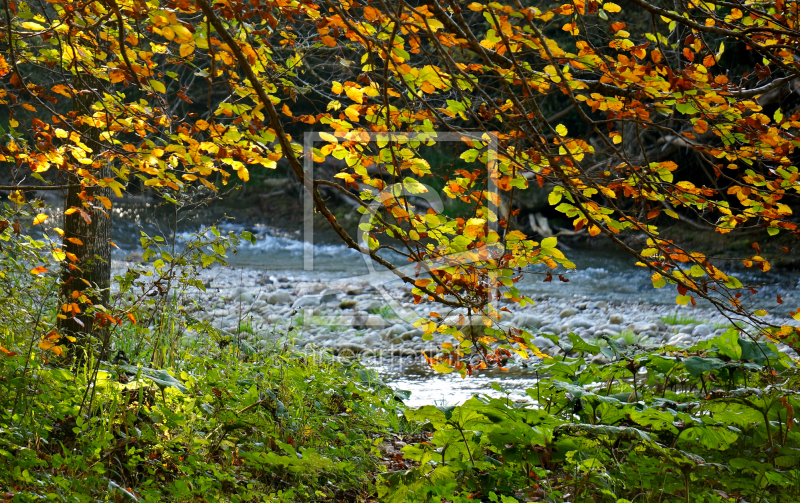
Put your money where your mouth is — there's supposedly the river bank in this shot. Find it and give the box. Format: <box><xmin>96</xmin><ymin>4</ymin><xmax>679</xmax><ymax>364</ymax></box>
<box><xmin>113</xmin><ymin>258</ymin><xmax>800</xmax><ymax>406</ymax></box>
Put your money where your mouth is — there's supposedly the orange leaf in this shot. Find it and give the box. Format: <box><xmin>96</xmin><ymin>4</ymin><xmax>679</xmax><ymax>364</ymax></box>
<box><xmin>30</xmin><ymin>266</ymin><xmax>48</xmax><ymax>275</ymax></box>
<box><xmin>67</xmin><ymin>237</ymin><xmax>84</xmax><ymax>245</ymax></box>
<box><xmin>320</xmin><ymin>35</ymin><xmax>337</xmax><ymax>47</ymax></box>
<box><xmin>414</xmin><ymin>278</ymin><xmax>432</xmax><ymax>287</ymax></box>
<box><xmin>0</xmin><ymin>347</ymin><xmax>17</xmax><ymax>356</ymax></box>
<box><xmin>127</xmin><ymin>313</ymin><xmax>137</xmax><ymax>324</ymax></box>
<box><xmin>97</xmin><ymin>196</ymin><xmax>112</xmax><ymax>209</ymax></box>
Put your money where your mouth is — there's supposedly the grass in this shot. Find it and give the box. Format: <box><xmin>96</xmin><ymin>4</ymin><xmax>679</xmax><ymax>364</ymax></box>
<box><xmin>368</xmin><ymin>305</ymin><xmax>397</xmax><ymax>320</ymax></box>
<box><xmin>660</xmin><ymin>313</ymin><xmax>704</xmax><ymax>326</ymax></box>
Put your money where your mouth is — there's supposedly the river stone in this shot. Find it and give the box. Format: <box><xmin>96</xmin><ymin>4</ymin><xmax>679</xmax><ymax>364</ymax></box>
<box><xmin>236</xmin><ymin>292</ymin><xmax>254</xmax><ymax>303</ymax></box>
<box><xmin>560</xmin><ymin>307</ymin><xmax>578</xmax><ymax>318</ymax></box>
<box><xmin>632</xmin><ymin>322</ymin><xmax>657</xmax><ymax>334</ymax></box>
<box><xmin>334</xmin><ymin>343</ymin><xmax>367</xmax><ymax>357</ymax></box>
<box><xmin>667</xmin><ymin>333</ymin><xmax>691</xmax><ymax>346</ymax></box>
<box><xmin>609</xmin><ymin>313</ymin><xmax>624</xmax><ymax>324</ymax></box>
<box><xmin>292</xmin><ymin>295</ymin><xmax>320</xmax><ymax>309</ymax></box>
<box><xmin>400</xmin><ymin>329</ymin><xmax>423</xmax><ymax>341</ymax></box>
<box><xmin>591</xmin><ymin>354</ymin><xmax>610</xmax><ymax>365</ymax></box>
<box><xmin>266</xmin><ymin>291</ymin><xmax>291</xmax><ymax>305</ymax></box>
<box><xmin>351</xmin><ymin>312</ymin><xmax>368</xmax><ymax>329</ymax></box>
<box><xmin>513</xmin><ymin>314</ymin><xmax>543</xmax><ymax>329</ymax></box>
<box><xmin>319</xmin><ymin>289</ymin><xmax>339</xmax><ymax>303</ymax></box>
<box><xmin>360</xmin><ymin>332</ymin><xmax>382</xmax><ymax>348</ymax></box>
<box><xmin>564</xmin><ymin>317</ymin><xmax>593</xmax><ymax>330</ymax></box>
<box><xmin>361</xmin><ymin>300</ymin><xmax>383</xmax><ymax>312</ymax></box>
<box><xmin>615</xmin><ymin>337</ymin><xmax>629</xmax><ymax>348</ymax></box>
<box><xmin>539</xmin><ymin>324</ymin><xmax>560</xmax><ymax>334</ymax></box>
<box><xmin>345</xmin><ymin>286</ymin><xmax>363</xmax><ymax>295</ymax></box>
<box><xmin>382</xmin><ymin>325</ymin><xmax>406</xmax><ymax>339</ymax></box>
<box><xmin>692</xmin><ymin>324</ymin><xmax>713</xmax><ymax>337</ymax></box>
<box><xmin>366</xmin><ymin>315</ymin><xmax>387</xmax><ymax>330</ymax></box>
<box><xmin>339</xmin><ymin>299</ymin><xmax>357</xmax><ymax>309</ymax></box>
<box><xmin>533</xmin><ymin>336</ymin><xmax>555</xmax><ymax>349</ymax></box>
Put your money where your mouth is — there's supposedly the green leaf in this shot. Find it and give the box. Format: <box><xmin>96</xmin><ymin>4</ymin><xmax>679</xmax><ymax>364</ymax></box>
<box><xmin>540</xmin><ymin>236</ymin><xmax>557</xmax><ymax>249</ymax></box>
<box><xmin>676</xmin><ymin>102</ymin><xmax>698</xmax><ymax>115</ymax></box>
<box><xmin>460</xmin><ymin>149</ymin><xmax>480</xmax><ymax>162</ymax></box>
<box><xmin>683</xmin><ymin>356</ymin><xmax>725</xmax><ymax>377</ymax></box>
<box><xmin>150</xmin><ymin>80</ymin><xmax>167</xmax><ymax>93</ymax></box>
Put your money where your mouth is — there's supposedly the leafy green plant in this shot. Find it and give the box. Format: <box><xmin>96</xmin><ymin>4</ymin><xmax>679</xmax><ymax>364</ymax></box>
<box><xmin>380</xmin><ymin>330</ymin><xmax>800</xmax><ymax>503</ymax></box>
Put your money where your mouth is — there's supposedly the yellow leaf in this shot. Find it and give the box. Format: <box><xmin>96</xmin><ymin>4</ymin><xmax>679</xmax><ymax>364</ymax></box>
<box><xmin>282</xmin><ymin>103</ymin><xmax>293</xmax><ymax>117</ymax></box>
<box><xmin>468</xmin><ymin>2</ymin><xmax>485</xmax><ymax>11</ymax></box>
<box><xmin>603</xmin><ymin>2</ymin><xmax>622</xmax><ymax>12</ymax></box>
<box><xmin>21</xmin><ymin>21</ymin><xmax>46</xmax><ymax>31</ymax></box>
<box><xmin>676</xmin><ymin>295</ymin><xmax>691</xmax><ymax>305</ymax></box>
<box><xmin>345</xmin><ymin>86</ymin><xmax>364</xmax><ymax>104</ymax></box>
<box><xmin>331</xmin><ymin>81</ymin><xmax>343</xmax><ymax>94</ymax></box>
<box><xmin>179</xmin><ymin>43</ymin><xmax>194</xmax><ymax>58</ymax></box>
<box><xmin>664</xmin><ymin>209</ymin><xmax>679</xmax><ymax>219</ymax></box>
<box><xmin>237</xmin><ymin>167</ymin><xmax>250</xmax><ymax>182</ymax></box>
<box><xmin>555</xmin><ymin>124</ymin><xmax>568</xmax><ymax>136</ymax></box>
<box><xmin>327</xmin><ymin>100</ymin><xmax>342</xmax><ymax>111</ymax></box>
<box><xmin>32</xmin><ymin>213</ymin><xmax>48</xmax><ymax>225</ymax></box>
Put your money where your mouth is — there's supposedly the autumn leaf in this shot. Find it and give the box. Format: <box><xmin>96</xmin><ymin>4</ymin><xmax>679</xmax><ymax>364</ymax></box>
<box><xmin>32</xmin><ymin>213</ymin><xmax>48</xmax><ymax>225</ymax></box>
<box><xmin>30</xmin><ymin>266</ymin><xmax>48</xmax><ymax>275</ymax></box>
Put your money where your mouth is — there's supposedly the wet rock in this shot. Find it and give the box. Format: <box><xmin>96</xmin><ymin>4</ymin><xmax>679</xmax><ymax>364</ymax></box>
<box><xmin>632</xmin><ymin>322</ymin><xmax>657</xmax><ymax>334</ymax></box>
<box><xmin>564</xmin><ymin>317</ymin><xmax>593</xmax><ymax>330</ymax></box>
<box><xmin>692</xmin><ymin>324</ymin><xmax>713</xmax><ymax>337</ymax></box>
<box><xmin>615</xmin><ymin>337</ymin><xmax>629</xmax><ymax>348</ymax></box>
<box><xmin>266</xmin><ymin>291</ymin><xmax>292</xmax><ymax>305</ymax></box>
<box><xmin>319</xmin><ymin>289</ymin><xmax>339</xmax><ymax>304</ymax></box>
<box><xmin>345</xmin><ymin>286</ymin><xmax>363</xmax><ymax>295</ymax></box>
<box><xmin>533</xmin><ymin>336</ymin><xmax>555</xmax><ymax>349</ymax></box>
<box><xmin>334</xmin><ymin>343</ymin><xmax>367</xmax><ymax>356</ymax></box>
<box><xmin>539</xmin><ymin>324</ymin><xmax>560</xmax><ymax>335</ymax></box>
<box><xmin>366</xmin><ymin>315</ymin><xmax>387</xmax><ymax>330</ymax></box>
<box><xmin>512</xmin><ymin>314</ymin><xmax>543</xmax><ymax>329</ymax></box>
<box><xmin>361</xmin><ymin>299</ymin><xmax>383</xmax><ymax>312</ymax></box>
<box><xmin>292</xmin><ymin>295</ymin><xmax>320</xmax><ymax>309</ymax></box>
<box><xmin>400</xmin><ymin>329</ymin><xmax>423</xmax><ymax>341</ymax></box>
<box><xmin>609</xmin><ymin>313</ymin><xmax>624</xmax><ymax>324</ymax></box>
<box><xmin>360</xmin><ymin>332</ymin><xmax>382</xmax><ymax>348</ymax></box>
<box><xmin>339</xmin><ymin>299</ymin><xmax>357</xmax><ymax>309</ymax></box>
<box><xmin>591</xmin><ymin>354</ymin><xmax>610</xmax><ymax>365</ymax></box>
<box><xmin>560</xmin><ymin>307</ymin><xmax>578</xmax><ymax>318</ymax></box>
<box><xmin>351</xmin><ymin>312</ymin><xmax>369</xmax><ymax>329</ymax></box>
<box><xmin>667</xmin><ymin>333</ymin><xmax>691</xmax><ymax>346</ymax></box>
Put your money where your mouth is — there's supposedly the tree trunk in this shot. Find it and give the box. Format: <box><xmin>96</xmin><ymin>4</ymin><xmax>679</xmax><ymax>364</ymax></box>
<box><xmin>57</xmin><ymin>74</ymin><xmax>113</xmax><ymax>357</ymax></box>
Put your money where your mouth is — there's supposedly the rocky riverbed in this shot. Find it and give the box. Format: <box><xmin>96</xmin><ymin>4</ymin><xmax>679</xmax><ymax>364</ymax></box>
<box><xmin>114</xmin><ymin>262</ymin><xmax>800</xmax><ymax>364</ymax></box>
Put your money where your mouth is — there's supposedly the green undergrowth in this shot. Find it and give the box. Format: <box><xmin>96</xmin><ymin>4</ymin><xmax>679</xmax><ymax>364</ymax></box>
<box><xmin>0</xmin><ymin>342</ymin><xmax>406</xmax><ymax>502</ymax></box>
<box><xmin>380</xmin><ymin>332</ymin><xmax>800</xmax><ymax>503</ymax></box>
